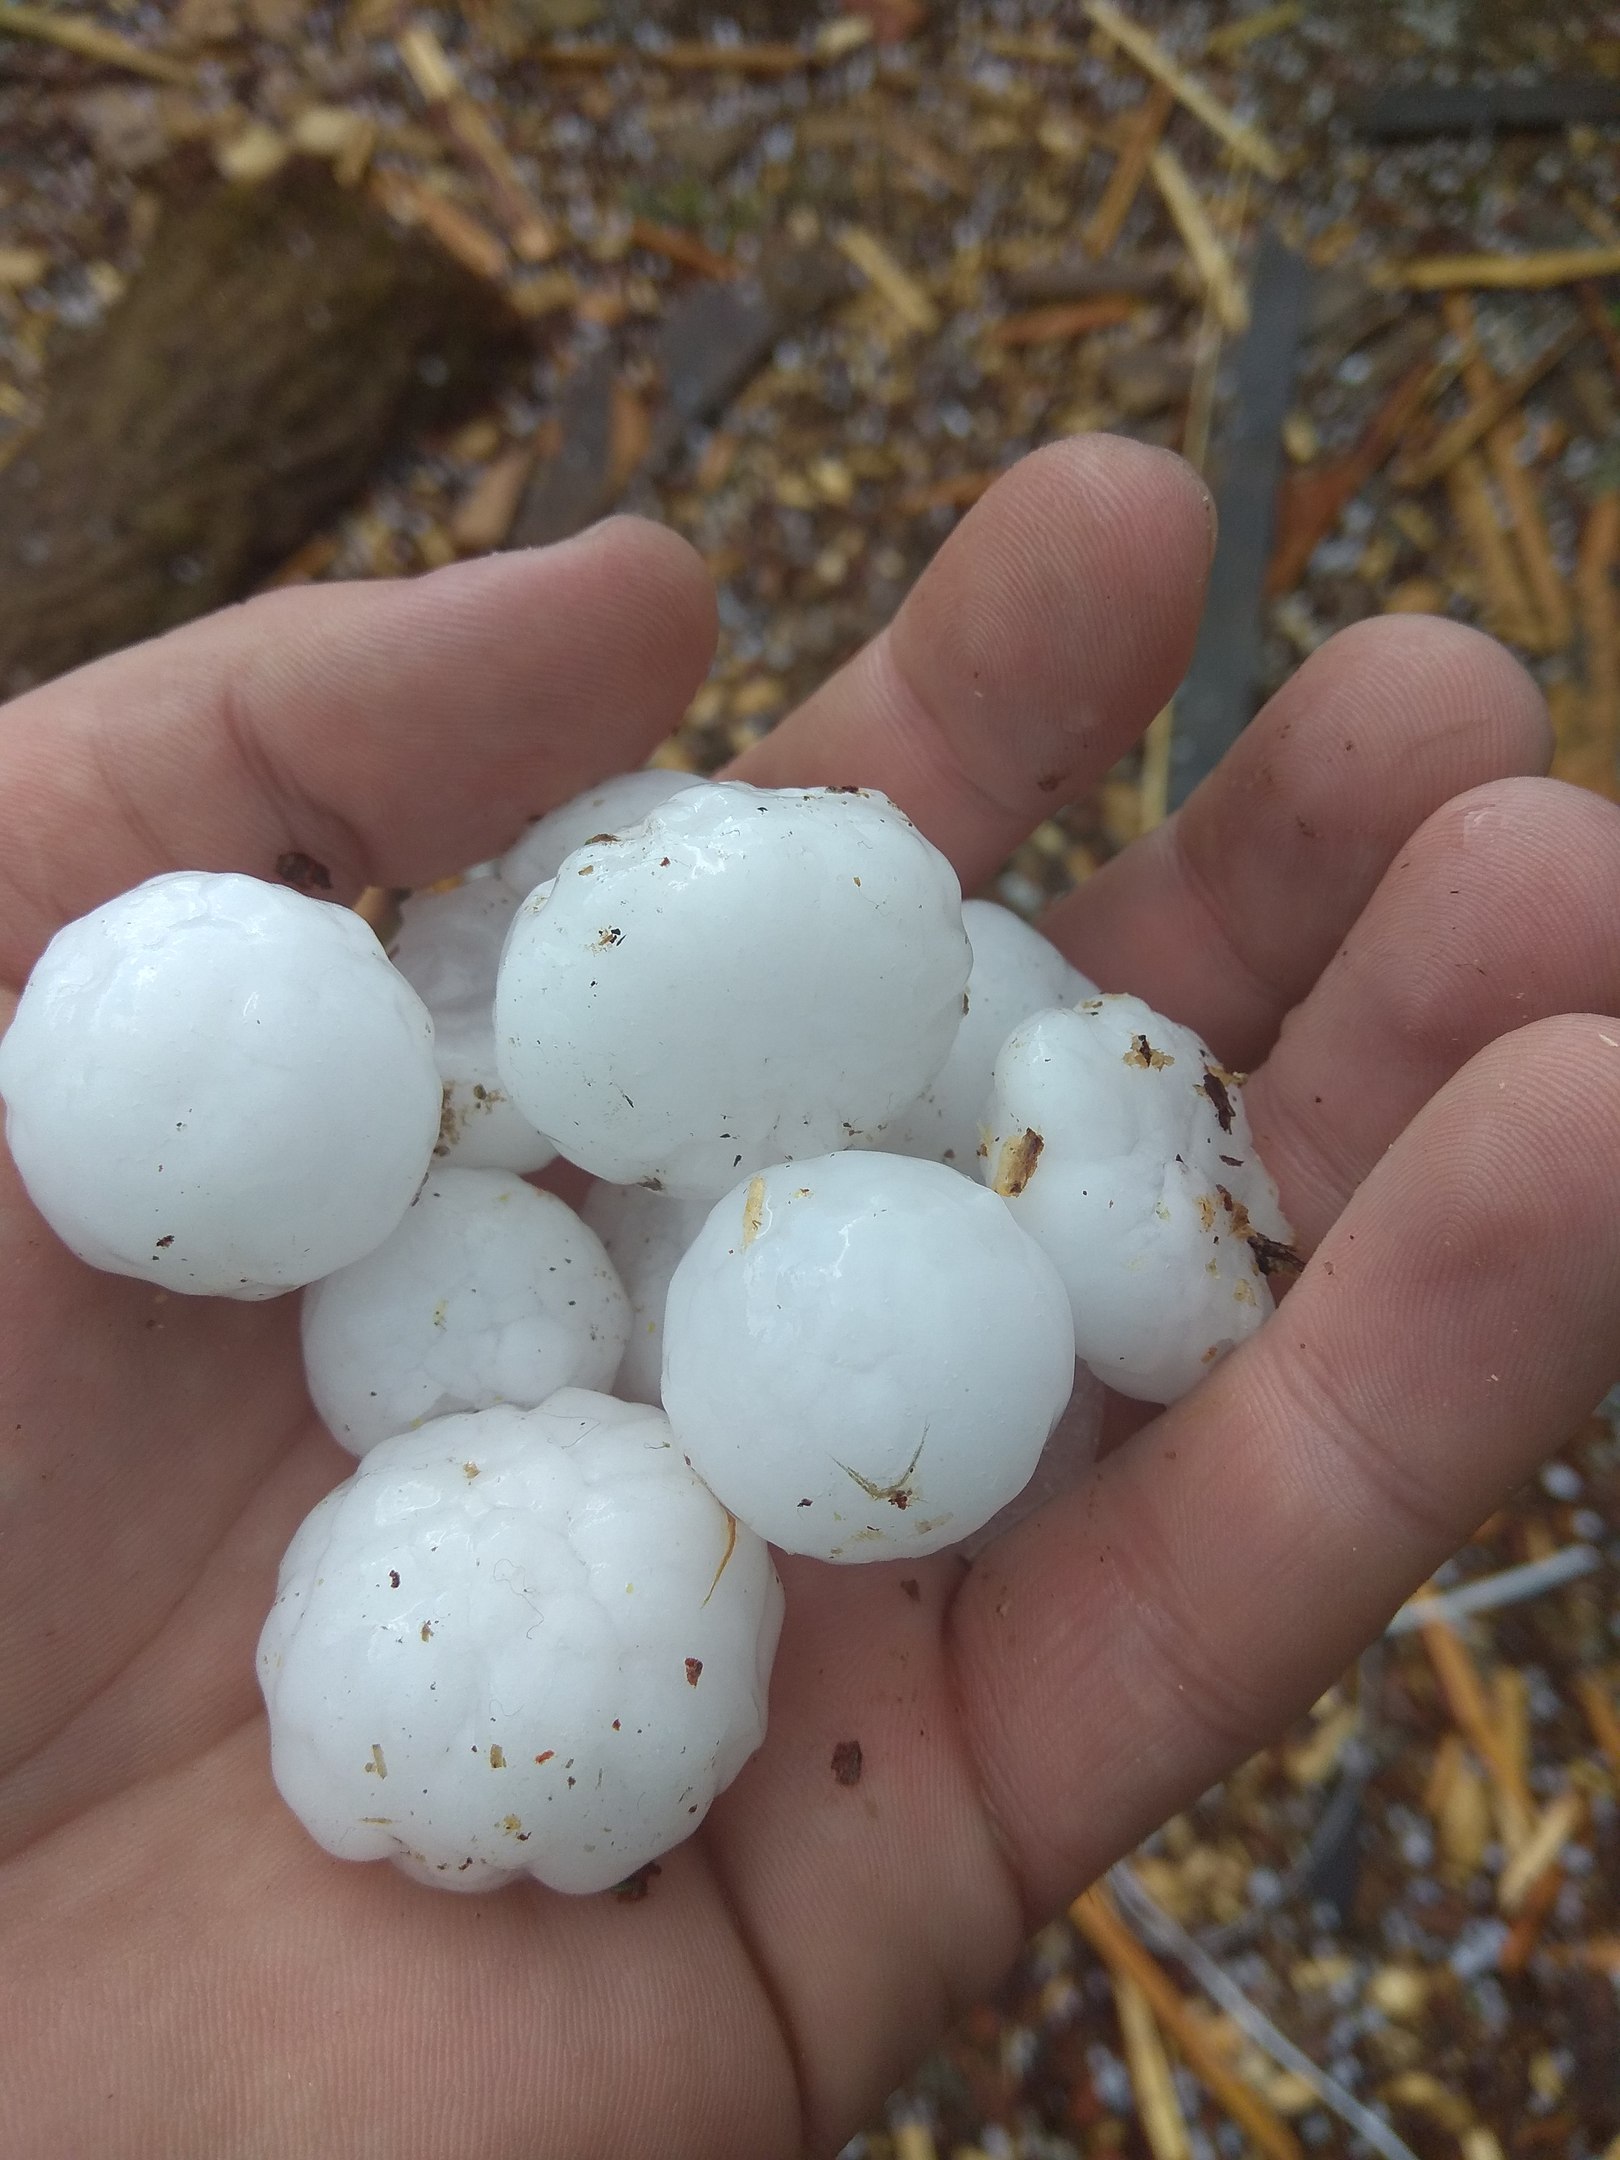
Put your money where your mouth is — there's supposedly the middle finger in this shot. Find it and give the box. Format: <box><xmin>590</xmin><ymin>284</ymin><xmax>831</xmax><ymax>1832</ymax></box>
<box><xmin>1247</xmin><ymin>774</ymin><xmax>1620</xmax><ymax>1249</ymax></box>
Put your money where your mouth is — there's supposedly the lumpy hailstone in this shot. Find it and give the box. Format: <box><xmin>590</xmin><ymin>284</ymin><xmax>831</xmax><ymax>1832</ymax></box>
<box><xmin>302</xmin><ymin>1169</ymin><xmax>631</xmax><ymax>1454</ymax></box>
<box><xmin>494</xmin><ymin>782</ymin><xmax>972</xmax><ymax>1197</ymax></box>
<box><xmin>982</xmin><ymin>993</ymin><xmax>1293</xmax><ymax>1404</ymax></box>
<box><xmin>389</xmin><ymin>881</ymin><xmax>556</xmax><ymax>1174</ymax></box>
<box><xmin>661</xmin><ymin>1152</ymin><xmax>1076</xmax><ymax>1560</ymax></box>
<box><xmin>0</xmin><ymin>871</ymin><xmax>440</xmax><ymax>1297</ymax></box>
<box><xmin>582</xmin><ymin>1180</ymin><xmax>713</xmax><ymax>1407</ymax></box>
<box><xmin>865</xmin><ymin>899</ymin><xmax>1097</xmax><ymax>1170</ymax></box>
<box><xmin>258</xmin><ymin>1393</ymin><xmax>782</xmax><ymax>1896</ymax></box>
<box><xmin>499</xmin><ymin>769</ymin><xmax>698</xmax><ymax>898</ymax></box>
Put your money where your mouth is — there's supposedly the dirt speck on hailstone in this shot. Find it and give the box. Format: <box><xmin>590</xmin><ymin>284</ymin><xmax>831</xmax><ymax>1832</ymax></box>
<box><xmin>992</xmin><ymin>1127</ymin><xmax>1044</xmax><ymax>1198</ymax></box>
<box><xmin>1124</xmin><ymin>1034</ymin><xmax>1173</xmax><ymax>1071</ymax></box>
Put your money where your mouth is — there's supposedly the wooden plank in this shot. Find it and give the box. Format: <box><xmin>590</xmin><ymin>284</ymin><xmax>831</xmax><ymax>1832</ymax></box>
<box><xmin>0</xmin><ymin>1</ymin><xmax>195</xmax><ymax>85</ymax></box>
<box><xmin>988</xmin><ymin>295</ymin><xmax>1141</xmax><ymax>346</ymax></box>
<box><xmin>1379</xmin><ymin>244</ymin><xmax>1620</xmax><ymax>292</ymax></box>
<box><xmin>1356</xmin><ymin>80</ymin><xmax>1620</xmax><ymax>139</ymax></box>
<box><xmin>511</xmin><ymin>245</ymin><xmax>851</xmax><ymax>550</ymax></box>
<box><xmin>1166</xmin><ymin>229</ymin><xmax>1310</xmax><ymax>808</ymax></box>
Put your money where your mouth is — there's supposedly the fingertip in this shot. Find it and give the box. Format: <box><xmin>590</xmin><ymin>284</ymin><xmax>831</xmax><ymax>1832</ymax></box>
<box><xmin>1303</xmin><ymin>614</ymin><xmax>1553</xmax><ymax>777</ymax></box>
<box><xmin>493</xmin><ymin>515</ymin><xmax>719</xmax><ymax>723</ymax></box>
<box><xmin>552</xmin><ymin>513</ymin><xmax>718</xmax><ymax>630</ymax></box>
<box><xmin>730</xmin><ymin>435</ymin><xmax>1217</xmax><ymax>887</ymax></box>
<box><xmin>891</xmin><ymin>431</ymin><xmax>1216</xmax><ymax>786</ymax></box>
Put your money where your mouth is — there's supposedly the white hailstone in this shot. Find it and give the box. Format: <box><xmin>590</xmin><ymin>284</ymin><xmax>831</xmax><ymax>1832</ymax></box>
<box><xmin>581</xmin><ymin>1180</ymin><xmax>714</xmax><ymax>1407</ymax></box>
<box><xmin>956</xmin><ymin>1363</ymin><xmax>1105</xmax><ymax>1559</ymax></box>
<box><xmin>388</xmin><ymin>881</ymin><xmax>556</xmax><ymax>1174</ymax></box>
<box><xmin>863</xmin><ymin>898</ymin><xmax>1097</xmax><ymax>1171</ymax></box>
<box><xmin>661</xmin><ymin>1152</ymin><xmax>1076</xmax><ymax>1561</ymax></box>
<box><xmin>0</xmin><ymin>871</ymin><xmax>440</xmax><ymax>1298</ymax></box>
<box><xmin>980</xmin><ymin>992</ymin><xmax>1295</xmax><ymax>1404</ymax></box>
<box><xmin>302</xmin><ymin>1169</ymin><xmax>632</xmax><ymax>1454</ymax></box>
<box><xmin>499</xmin><ymin>770</ymin><xmax>699</xmax><ymax>898</ymax></box>
<box><xmin>495</xmin><ymin>782</ymin><xmax>971</xmax><ymax>1197</ymax></box>
<box><xmin>257</xmin><ymin>1393</ymin><xmax>783</xmax><ymax>1896</ymax></box>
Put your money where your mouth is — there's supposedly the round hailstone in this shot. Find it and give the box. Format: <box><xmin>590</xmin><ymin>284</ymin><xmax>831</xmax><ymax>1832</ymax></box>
<box><xmin>495</xmin><ymin>782</ymin><xmax>972</xmax><ymax>1197</ymax></box>
<box><xmin>257</xmin><ymin>1393</ymin><xmax>783</xmax><ymax>1896</ymax></box>
<box><xmin>956</xmin><ymin>1364</ymin><xmax>1105</xmax><ymax>1559</ymax></box>
<box><xmin>0</xmin><ymin>871</ymin><xmax>440</xmax><ymax>1298</ymax></box>
<box><xmin>582</xmin><ymin>1180</ymin><xmax>714</xmax><ymax>1407</ymax></box>
<box><xmin>388</xmin><ymin>881</ymin><xmax>556</xmax><ymax>1174</ymax></box>
<box><xmin>661</xmin><ymin>1152</ymin><xmax>1076</xmax><ymax>1560</ymax></box>
<box><xmin>862</xmin><ymin>898</ymin><xmax>1097</xmax><ymax>1171</ymax></box>
<box><xmin>302</xmin><ymin>1169</ymin><xmax>632</xmax><ymax>1454</ymax></box>
<box><xmin>980</xmin><ymin>993</ymin><xmax>1295</xmax><ymax>1404</ymax></box>
<box><xmin>500</xmin><ymin>770</ymin><xmax>699</xmax><ymax>898</ymax></box>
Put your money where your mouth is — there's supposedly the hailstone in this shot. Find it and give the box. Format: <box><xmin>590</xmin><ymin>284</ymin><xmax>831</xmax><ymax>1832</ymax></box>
<box><xmin>302</xmin><ymin>1169</ymin><xmax>631</xmax><ymax>1454</ymax></box>
<box><xmin>388</xmin><ymin>881</ymin><xmax>556</xmax><ymax>1174</ymax></box>
<box><xmin>863</xmin><ymin>898</ymin><xmax>1097</xmax><ymax>1170</ymax></box>
<box><xmin>581</xmin><ymin>1179</ymin><xmax>713</xmax><ymax>1407</ymax></box>
<box><xmin>661</xmin><ymin>1152</ymin><xmax>1076</xmax><ymax>1560</ymax></box>
<box><xmin>957</xmin><ymin>1363</ymin><xmax>1105</xmax><ymax>1558</ymax></box>
<box><xmin>258</xmin><ymin>1393</ymin><xmax>783</xmax><ymax>1896</ymax></box>
<box><xmin>0</xmin><ymin>871</ymin><xmax>440</xmax><ymax>1297</ymax></box>
<box><xmin>499</xmin><ymin>770</ymin><xmax>699</xmax><ymax>897</ymax></box>
<box><xmin>981</xmin><ymin>993</ymin><xmax>1295</xmax><ymax>1403</ymax></box>
<box><xmin>494</xmin><ymin>782</ymin><xmax>972</xmax><ymax>1197</ymax></box>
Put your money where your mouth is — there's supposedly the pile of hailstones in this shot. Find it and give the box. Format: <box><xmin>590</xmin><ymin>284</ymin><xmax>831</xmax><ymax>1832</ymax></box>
<box><xmin>0</xmin><ymin>775</ymin><xmax>1294</xmax><ymax>1897</ymax></box>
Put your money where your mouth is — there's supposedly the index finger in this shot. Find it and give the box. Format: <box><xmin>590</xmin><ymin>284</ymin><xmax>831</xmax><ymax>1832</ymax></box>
<box><xmin>0</xmin><ymin>518</ymin><xmax>716</xmax><ymax>987</ymax></box>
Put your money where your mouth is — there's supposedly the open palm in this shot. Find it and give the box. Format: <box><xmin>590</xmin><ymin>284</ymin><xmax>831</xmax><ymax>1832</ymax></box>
<box><xmin>3</xmin><ymin>439</ymin><xmax>1619</xmax><ymax>2160</ymax></box>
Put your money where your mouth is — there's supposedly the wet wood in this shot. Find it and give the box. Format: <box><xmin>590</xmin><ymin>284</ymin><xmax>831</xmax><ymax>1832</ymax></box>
<box><xmin>1380</xmin><ymin>244</ymin><xmax>1620</xmax><ymax>292</ymax></box>
<box><xmin>1395</xmin><ymin>321</ymin><xmax>1584</xmax><ymax>488</ymax></box>
<box><xmin>1084</xmin><ymin>82</ymin><xmax>1175</xmax><ymax>260</ymax></box>
<box><xmin>510</xmin><ymin>243</ymin><xmax>851</xmax><ymax>549</ymax></box>
<box><xmin>0</xmin><ymin>0</ymin><xmax>196</xmax><ymax>85</ymax></box>
<box><xmin>1072</xmin><ymin>1885</ymin><xmax>1304</xmax><ymax>2160</ymax></box>
<box><xmin>1442</xmin><ymin>293</ymin><xmax>1572</xmax><ymax>650</ymax></box>
<box><xmin>1356</xmin><ymin>80</ymin><xmax>1620</xmax><ymax>140</ymax></box>
<box><xmin>0</xmin><ymin>164</ymin><xmax>524</xmax><ymax>691</ymax></box>
<box><xmin>1082</xmin><ymin>0</ymin><xmax>1286</xmax><ymax>179</ymax></box>
<box><xmin>1168</xmin><ymin>229</ymin><xmax>1309</xmax><ymax>807</ymax></box>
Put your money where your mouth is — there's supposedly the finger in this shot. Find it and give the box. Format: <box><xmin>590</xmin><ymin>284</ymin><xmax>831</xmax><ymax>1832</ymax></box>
<box><xmin>727</xmin><ymin>436</ymin><xmax>1216</xmax><ymax>887</ymax></box>
<box><xmin>1041</xmin><ymin>617</ymin><xmax>1552</xmax><ymax>1070</ymax></box>
<box><xmin>0</xmin><ymin>518</ymin><xmax>716</xmax><ymax>985</ymax></box>
<box><xmin>1250</xmin><ymin>776</ymin><xmax>1620</xmax><ymax>1247</ymax></box>
<box><xmin>949</xmin><ymin>1014</ymin><xmax>1620</xmax><ymax>1914</ymax></box>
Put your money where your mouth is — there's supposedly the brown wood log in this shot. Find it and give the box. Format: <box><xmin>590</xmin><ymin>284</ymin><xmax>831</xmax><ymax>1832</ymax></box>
<box><xmin>0</xmin><ymin>161</ymin><xmax>526</xmax><ymax>694</ymax></box>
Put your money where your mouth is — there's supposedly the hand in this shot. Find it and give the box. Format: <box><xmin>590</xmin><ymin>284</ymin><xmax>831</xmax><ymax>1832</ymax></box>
<box><xmin>2</xmin><ymin>438</ymin><xmax>1617</xmax><ymax>2160</ymax></box>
